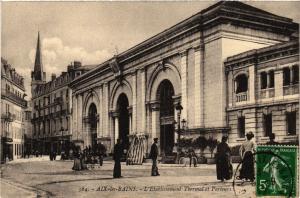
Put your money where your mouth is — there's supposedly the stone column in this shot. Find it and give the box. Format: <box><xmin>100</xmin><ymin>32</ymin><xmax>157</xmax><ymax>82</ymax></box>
<box><xmin>249</xmin><ymin>65</ymin><xmax>255</xmax><ymax>103</ymax></box>
<box><xmin>180</xmin><ymin>50</ymin><xmax>188</xmax><ymax>121</ymax></box>
<box><xmin>140</xmin><ymin>68</ymin><xmax>146</xmax><ymax>133</ymax></box>
<box><xmin>103</xmin><ymin>83</ymin><xmax>109</xmax><ymax>137</ymax></box>
<box><xmin>194</xmin><ymin>46</ymin><xmax>204</xmax><ymax>127</ymax></box>
<box><xmin>132</xmin><ymin>71</ymin><xmax>137</xmax><ymax>133</ymax></box>
<box><xmin>98</xmin><ymin>86</ymin><xmax>103</xmax><ymax>137</ymax></box>
<box><xmin>77</xmin><ymin>93</ymin><xmax>83</xmax><ymax>140</ymax></box>
<box><xmin>111</xmin><ymin>111</ymin><xmax>119</xmax><ymax>144</ymax></box>
<box><xmin>128</xmin><ymin>106</ymin><xmax>133</xmax><ymax>134</ymax></box>
<box><xmin>275</xmin><ymin>69</ymin><xmax>283</xmax><ymax>97</ymax></box>
<box><xmin>150</xmin><ymin>101</ymin><xmax>160</xmax><ymax>140</ymax></box>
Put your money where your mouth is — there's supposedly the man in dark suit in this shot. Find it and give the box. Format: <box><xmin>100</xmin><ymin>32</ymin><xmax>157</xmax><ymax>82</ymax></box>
<box><xmin>149</xmin><ymin>138</ymin><xmax>160</xmax><ymax>176</ymax></box>
<box><xmin>113</xmin><ymin>139</ymin><xmax>123</xmax><ymax>178</ymax></box>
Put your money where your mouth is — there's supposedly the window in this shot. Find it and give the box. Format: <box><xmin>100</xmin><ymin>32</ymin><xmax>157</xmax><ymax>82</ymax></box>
<box><xmin>292</xmin><ymin>65</ymin><xmax>299</xmax><ymax>84</ymax></box>
<box><xmin>235</xmin><ymin>74</ymin><xmax>248</xmax><ymax>93</ymax></box>
<box><xmin>286</xmin><ymin>112</ymin><xmax>296</xmax><ymax>135</ymax></box>
<box><xmin>269</xmin><ymin>71</ymin><xmax>274</xmax><ymax>88</ymax></box>
<box><xmin>260</xmin><ymin>72</ymin><xmax>267</xmax><ymax>89</ymax></box>
<box><xmin>283</xmin><ymin>67</ymin><xmax>290</xmax><ymax>86</ymax></box>
<box><xmin>238</xmin><ymin>116</ymin><xmax>245</xmax><ymax>138</ymax></box>
<box><xmin>263</xmin><ymin>114</ymin><xmax>272</xmax><ymax>137</ymax></box>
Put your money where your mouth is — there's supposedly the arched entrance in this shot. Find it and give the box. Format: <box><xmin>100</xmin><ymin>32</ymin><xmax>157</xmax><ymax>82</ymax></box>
<box><xmin>157</xmin><ymin>80</ymin><xmax>175</xmax><ymax>155</ymax></box>
<box><xmin>117</xmin><ymin>93</ymin><xmax>130</xmax><ymax>149</ymax></box>
<box><xmin>88</xmin><ymin>103</ymin><xmax>98</xmax><ymax>149</ymax></box>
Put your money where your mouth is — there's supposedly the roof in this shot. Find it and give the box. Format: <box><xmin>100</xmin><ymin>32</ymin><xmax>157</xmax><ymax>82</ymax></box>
<box><xmin>224</xmin><ymin>40</ymin><xmax>299</xmax><ymax>67</ymax></box>
<box><xmin>73</xmin><ymin>1</ymin><xmax>299</xmax><ymax>84</ymax></box>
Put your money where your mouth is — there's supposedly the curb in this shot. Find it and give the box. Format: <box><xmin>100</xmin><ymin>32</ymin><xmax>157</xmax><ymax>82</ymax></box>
<box><xmin>1</xmin><ymin>178</ymin><xmax>52</xmax><ymax>197</ymax></box>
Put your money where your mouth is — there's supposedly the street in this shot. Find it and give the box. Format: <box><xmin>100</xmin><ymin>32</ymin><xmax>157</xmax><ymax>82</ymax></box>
<box><xmin>1</xmin><ymin>158</ymin><xmax>256</xmax><ymax>198</ymax></box>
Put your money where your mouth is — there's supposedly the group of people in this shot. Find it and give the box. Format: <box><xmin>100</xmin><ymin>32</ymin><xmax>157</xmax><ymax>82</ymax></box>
<box><xmin>216</xmin><ymin>131</ymin><xmax>279</xmax><ymax>182</ymax></box>
<box><xmin>72</xmin><ymin>132</ymin><xmax>279</xmax><ymax>181</ymax></box>
<box><xmin>72</xmin><ymin>142</ymin><xmax>107</xmax><ymax>171</ymax></box>
<box><xmin>216</xmin><ymin>132</ymin><xmax>256</xmax><ymax>182</ymax></box>
<box><xmin>112</xmin><ymin>138</ymin><xmax>160</xmax><ymax>178</ymax></box>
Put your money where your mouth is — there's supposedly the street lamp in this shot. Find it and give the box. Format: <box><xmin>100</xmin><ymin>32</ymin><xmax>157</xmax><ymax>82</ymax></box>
<box><xmin>60</xmin><ymin>127</ymin><xmax>64</xmax><ymax>154</ymax></box>
<box><xmin>175</xmin><ymin>102</ymin><xmax>183</xmax><ymax>163</ymax></box>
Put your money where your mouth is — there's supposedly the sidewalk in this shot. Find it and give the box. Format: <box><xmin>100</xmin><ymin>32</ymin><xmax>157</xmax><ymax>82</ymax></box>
<box><xmin>0</xmin><ymin>179</ymin><xmax>37</xmax><ymax>198</ymax></box>
<box><xmin>7</xmin><ymin>155</ymin><xmax>50</xmax><ymax>164</ymax></box>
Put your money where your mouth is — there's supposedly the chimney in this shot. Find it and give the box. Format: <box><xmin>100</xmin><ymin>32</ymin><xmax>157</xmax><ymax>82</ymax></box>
<box><xmin>74</xmin><ymin>61</ymin><xmax>82</xmax><ymax>68</ymax></box>
<box><xmin>67</xmin><ymin>64</ymin><xmax>74</xmax><ymax>72</ymax></box>
<box><xmin>51</xmin><ymin>73</ymin><xmax>56</xmax><ymax>81</ymax></box>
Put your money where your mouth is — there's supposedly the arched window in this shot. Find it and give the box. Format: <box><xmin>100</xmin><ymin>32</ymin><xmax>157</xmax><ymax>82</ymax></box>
<box><xmin>292</xmin><ymin>65</ymin><xmax>299</xmax><ymax>84</ymax></box>
<box><xmin>88</xmin><ymin>103</ymin><xmax>97</xmax><ymax>130</ymax></box>
<box><xmin>269</xmin><ymin>70</ymin><xmax>274</xmax><ymax>88</ymax></box>
<box><xmin>283</xmin><ymin>67</ymin><xmax>290</xmax><ymax>86</ymax></box>
<box><xmin>260</xmin><ymin>72</ymin><xmax>267</xmax><ymax>89</ymax></box>
<box><xmin>235</xmin><ymin>74</ymin><xmax>248</xmax><ymax>93</ymax></box>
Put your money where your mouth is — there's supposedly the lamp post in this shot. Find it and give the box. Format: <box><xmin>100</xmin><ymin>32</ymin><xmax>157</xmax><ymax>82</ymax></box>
<box><xmin>175</xmin><ymin>102</ymin><xmax>183</xmax><ymax>163</ymax></box>
<box><xmin>60</xmin><ymin>127</ymin><xmax>64</xmax><ymax>155</ymax></box>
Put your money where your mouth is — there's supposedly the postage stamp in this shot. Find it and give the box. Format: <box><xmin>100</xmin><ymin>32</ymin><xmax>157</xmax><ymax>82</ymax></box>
<box><xmin>256</xmin><ymin>145</ymin><xmax>298</xmax><ymax>197</ymax></box>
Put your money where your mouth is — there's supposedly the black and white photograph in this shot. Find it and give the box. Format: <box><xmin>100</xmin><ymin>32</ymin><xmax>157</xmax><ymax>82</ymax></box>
<box><xmin>1</xmin><ymin>1</ymin><xmax>299</xmax><ymax>197</ymax></box>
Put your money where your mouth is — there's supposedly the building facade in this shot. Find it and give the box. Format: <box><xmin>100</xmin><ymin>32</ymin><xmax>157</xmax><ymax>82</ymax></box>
<box><xmin>225</xmin><ymin>40</ymin><xmax>299</xmax><ymax>145</ymax></box>
<box><xmin>1</xmin><ymin>58</ymin><xmax>28</xmax><ymax>162</ymax></box>
<box><xmin>31</xmin><ymin>33</ymin><xmax>96</xmax><ymax>155</ymax></box>
<box><xmin>70</xmin><ymin>1</ymin><xmax>298</xmax><ymax>156</ymax></box>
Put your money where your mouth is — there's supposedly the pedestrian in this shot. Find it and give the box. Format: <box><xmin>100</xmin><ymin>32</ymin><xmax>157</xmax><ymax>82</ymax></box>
<box><xmin>266</xmin><ymin>133</ymin><xmax>279</xmax><ymax>145</ymax></box>
<box><xmin>53</xmin><ymin>151</ymin><xmax>57</xmax><ymax>160</ymax></box>
<box><xmin>98</xmin><ymin>142</ymin><xmax>106</xmax><ymax>166</ymax></box>
<box><xmin>216</xmin><ymin>136</ymin><xmax>232</xmax><ymax>182</ymax></box>
<box><xmin>72</xmin><ymin>146</ymin><xmax>82</xmax><ymax>171</ymax></box>
<box><xmin>113</xmin><ymin>139</ymin><xmax>123</xmax><ymax>178</ymax></box>
<box><xmin>188</xmin><ymin>147</ymin><xmax>197</xmax><ymax>167</ymax></box>
<box><xmin>149</xmin><ymin>138</ymin><xmax>160</xmax><ymax>176</ymax></box>
<box><xmin>239</xmin><ymin>131</ymin><xmax>255</xmax><ymax>182</ymax></box>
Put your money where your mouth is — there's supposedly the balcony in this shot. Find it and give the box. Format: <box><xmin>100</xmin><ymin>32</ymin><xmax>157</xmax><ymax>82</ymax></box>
<box><xmin>236</xmin><ymin>92</ymin><xmax>248</xmax><ymax>103</ymax></box>
<box><xmin>1</xmin><ymin>112</ymin><xmax>16</xmax><ymax>122</ymax></box>
<box><xmin>283</xmin><ymin>84</ymin><xmax>299</xmax><ymax>96</ymax></box>
<box><xmin>1</xmin><ymin>89</ymin><xmax>27</xmax><ymax>107</ymax></box>
<box><xmin>260</xmin><ymin>88</ymin><xmax>275</xmax><ymax>99</ymax></box>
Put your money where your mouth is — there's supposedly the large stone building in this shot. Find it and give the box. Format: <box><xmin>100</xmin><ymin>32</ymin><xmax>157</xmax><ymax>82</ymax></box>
<box><xmin>1</xmin><ymin>58</ymin><xmax>28</xmax><ymax>162</ymax></box>
<box><xmin>225</xmin><ymin>40</ymin><xmax>299</xmax><ymax>145</ymax></box>
<box><xmin>70</xmin><ymin>1</ymin><xmax>298</xmax><ymax>157</ymax></box>
<box><xmin>31</xmin><ymin>33</ymin><xmax>96</xmax><ymax>155</ymax></box>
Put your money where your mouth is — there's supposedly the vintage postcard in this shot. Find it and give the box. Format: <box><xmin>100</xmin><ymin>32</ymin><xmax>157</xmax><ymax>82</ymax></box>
<box><xmin>1</xmin><ymin>1</ymin><xmax>299</xmax><ymax>197</ymax></box>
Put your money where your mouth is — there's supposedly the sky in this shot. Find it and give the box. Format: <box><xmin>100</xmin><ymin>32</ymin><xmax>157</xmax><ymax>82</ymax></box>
<box><xmin>2</xmin><ymin>1</ymin><xmax>300</xmax><ymax>99</ymax></box>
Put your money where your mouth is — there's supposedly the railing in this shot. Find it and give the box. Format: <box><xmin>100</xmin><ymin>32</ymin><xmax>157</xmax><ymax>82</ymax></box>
<box><xmin>260</xmin><ymin>89</ymin><xmax>267</xmax><ymax>99</ymax></box>
<box><xmin>283</xmin><ymin>84</ymin><xmax>299</xmax><ymax>96</ymax></box>
<box><xmin>236</xmin><ymin>92</ymin><xmax>248</xmax><ymax>103</ymax></box>
<box><xmin>260</xmin><ymin>88</ymin><xmax>274</xmax><ymax>99</ymax></box>
<box><xmin>269</xmin><ymin>88</ymin><xmax>275</xmax><ymax>97</ymax></box>
<box><xmin>1</xmin><ymin>112</ymin><xmax>16</xmax><ymax>122</ymax></box>
<box><xmin>1</xmin><ymin>89</ymin><xmax>27</xmax><ymax>107</ymax></box>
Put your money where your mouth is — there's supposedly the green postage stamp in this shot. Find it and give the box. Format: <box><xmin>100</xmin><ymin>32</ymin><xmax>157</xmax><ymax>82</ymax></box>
<box><xmin>256</xmin><ymin>145</ymin><xmax>298</xmax><ymax>197</ymax></box>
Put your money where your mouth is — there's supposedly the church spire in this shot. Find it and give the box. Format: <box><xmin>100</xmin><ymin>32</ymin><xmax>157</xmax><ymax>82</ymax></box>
<box><xmin>33</xmin><ymin>32</ymin><xmax>44</xmax><ymax>81</ymax></box>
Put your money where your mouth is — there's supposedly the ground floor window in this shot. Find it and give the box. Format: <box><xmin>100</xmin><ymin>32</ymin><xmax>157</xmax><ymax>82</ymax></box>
<box><xmin>286</xmin><ymin>112</ymin><xmax>296</xmax><ymax>135</ymax></box>
<box><xmin>263</xmin><ymin>114</ymin><xmax>272</xmax><ymax>137</ymax></box>
<box><xmin>238</xmin><ymin>116</ymin><xmax>245</xmax><ymax>138</ymax></box>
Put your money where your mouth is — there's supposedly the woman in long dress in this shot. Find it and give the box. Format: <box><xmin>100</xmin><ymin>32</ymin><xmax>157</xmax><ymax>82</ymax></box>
<box><xmin>239</xmin><ymin>131</ymin><xmax>255</xmax><ymax>182</ymax></box>
<box><xmin>216</xmin><ymin>136</ymin><xmax>231</xmax><ymax>181</ymax></box>
<box><xmin>72</xmin><ymin>146</ymin><xmax>82</xmax><ymax>171</ymax></box>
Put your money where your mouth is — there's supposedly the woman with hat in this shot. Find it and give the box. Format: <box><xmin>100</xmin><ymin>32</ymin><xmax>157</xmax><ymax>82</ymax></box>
<box><xmin>239</xmin><ymin>131</ymin><xmax>255</xmax><ymax>182</ymax></box>
<box><xmin>216</xmin><ymin>136</ymin><xmax>232</xmax><ymax>181</ymax></box>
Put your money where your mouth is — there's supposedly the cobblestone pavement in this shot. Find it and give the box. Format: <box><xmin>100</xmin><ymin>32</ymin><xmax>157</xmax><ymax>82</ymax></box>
<box><xmin>1</xmin><ymin>158</ymin><xmax>256</xmax><ymax>198</ymax></box>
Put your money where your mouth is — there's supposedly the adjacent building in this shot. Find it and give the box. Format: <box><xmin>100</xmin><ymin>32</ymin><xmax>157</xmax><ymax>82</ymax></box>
<box><xmin>31</xmin><ymin>33</ymin><xmax>96</xmax><ymax>155</ymax></box>
<box><xmin>1</xmin><ymin>58</ymin><xmax>28</xmax><ymax>162</ymax></box>
<box><xmin>225</xmin><ymin>40</ymin><xmax>299</xmax><ymax>144</ymax></box>
<box><xmin>69</xmin><ymin>1</ymin><xmax>299</xmax><ymax>157</ymax></box>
